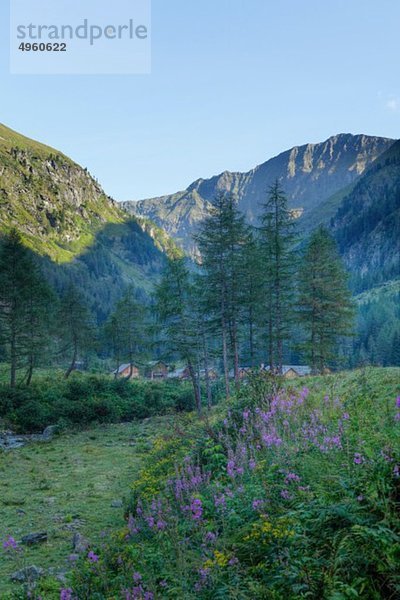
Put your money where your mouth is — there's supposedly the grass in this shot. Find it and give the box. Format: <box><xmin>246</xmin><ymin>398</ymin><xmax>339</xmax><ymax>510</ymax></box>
<box><xmin>0</xmin><ymin>416</ymin><xmax>174</xmax><ymax>596</ymax></box>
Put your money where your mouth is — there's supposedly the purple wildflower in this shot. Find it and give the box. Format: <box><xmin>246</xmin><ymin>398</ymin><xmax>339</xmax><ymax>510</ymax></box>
<box><xmin>3</xmin><ymin>536</ymin><xmax>18</xmax><ymax>551</ymax></box>
<box><xmin>60</xmin><ymin>589</ymin><xmax>73</xmax><ymax>600</ymax></box>
<box><xmin>87</xmin><ymin>550</ymin><xmax>99</xmax><ymax>563</ymax></box>
<box><xmin>353</xmin><ymin>453</ymin><xmax>364</xmax><ymax>465</ymax></box>
<box><xmin>190</xmin><ymin>497</ymin><xmax>203</xmax><ymax>521</ymax></box>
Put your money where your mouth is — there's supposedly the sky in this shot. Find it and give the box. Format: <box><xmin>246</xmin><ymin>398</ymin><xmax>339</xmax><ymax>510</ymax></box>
<box><xmin>1</xmin><ymin>0</ymin><xmax>400</xmax><ymax>200</ymax></box>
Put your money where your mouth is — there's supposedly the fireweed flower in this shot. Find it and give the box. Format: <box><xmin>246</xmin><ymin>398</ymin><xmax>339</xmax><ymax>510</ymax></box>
<box><xmin>190</xmin><ymin>497</ymin><xmax>203</xmax><ymax>521</ymax></box>
<box><xmin>252</xmin><ymin>499</ymin><xmax>264</xmax><ymax>511</ymax></box>
<box><xmin>353</xmin><ymin>453</ymin><xmax>364</xmax><ymax>465</ymax></box>
<box><xmin>3</xmin><ymin>536</ymin><xmax>18</xmax><ymax>551</ymax></box>
<box><xmin>87</xmin><ymin>550</ymin><xmax>99</xmax><ymax>562</ymax></box>
<box><xmin>280</xmin><ymin>489</ymin><xmax>291</xmax><ymax>500</ymax></box>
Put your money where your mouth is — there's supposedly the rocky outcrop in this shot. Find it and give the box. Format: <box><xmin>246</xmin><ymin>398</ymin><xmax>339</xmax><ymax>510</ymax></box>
<box><xmin>123</xmin><ymin>134</ymin><xmax>394</xmax><ymax>256</ymax></box>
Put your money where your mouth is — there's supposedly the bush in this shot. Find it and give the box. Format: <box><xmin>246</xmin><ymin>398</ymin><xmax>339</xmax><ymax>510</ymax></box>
<box><xmin>0</xmin><ymin>374</ymin><xmax>198</xmax><ymax>432</ymax></box>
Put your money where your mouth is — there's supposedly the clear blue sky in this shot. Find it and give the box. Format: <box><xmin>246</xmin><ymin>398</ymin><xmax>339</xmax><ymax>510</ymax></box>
<box><xmin>1</xmin><ymin>0</ymin><xmax>400</xmax><ymax>200</ymax></box>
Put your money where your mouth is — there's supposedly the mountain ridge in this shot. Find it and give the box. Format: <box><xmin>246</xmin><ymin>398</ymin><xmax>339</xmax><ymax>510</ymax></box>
<box><xmin>122</xmin><ymin>133</ymin><xmax>394</xmax><ymax>255</ymax></box>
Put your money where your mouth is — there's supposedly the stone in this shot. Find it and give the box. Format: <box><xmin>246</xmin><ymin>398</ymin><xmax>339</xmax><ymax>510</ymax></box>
<box><xmin>21</xmin><ymin>532</ymin><xmax>48</xmax><ymax>545</ymax></box>
<box><xmin>111</xmin><ymin>499</ymin><xmax>123</xmax><ymax>508</ymax></box>
<box><xmin>72</xmin><ymin>532</ymin><xmax>88</xmax><ymax>553</ymax></box>
<box><xmin>10</xmin><ymin>565</ymin><xmax>44</xmax><ymax>583</ymax></box>
<box><xmin>42</xmin><ymin>425</ymin><xmax>57</xmax><ymax>441</ymax></box>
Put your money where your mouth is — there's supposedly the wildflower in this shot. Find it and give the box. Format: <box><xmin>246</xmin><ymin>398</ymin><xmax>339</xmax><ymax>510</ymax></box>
<box><xmin>159</xmin><ymin>580</ymin><xmax>167</xmax><ymax>588</ymax></box>
<box><xmin>87</xmin><ymin>550</ymin><xmax>99</xmax><ymax>563</ymax></box>
<box><xmin>252</xmin><ymin>499</ymin><xmax>264</xmax><ymax>511</ymax></box>
<box><xmin>60</xmin><ymin>589</ymin><xmax>73</xmax><ymax>600</ymax></box>
<box><xmin>205</xmin><ymin>531</ymin><xmax>217</xmax><ymax>543</ymax></box>
<box><xmin>280</xmin><ymin>489</ymin><xmax>291</xmax><ymax>500</ymax></box>
<box><xmin>249</xmin><ymin>458</ymin><xmax>256</xmax><ymax>470</ymax></box>
<box><xmin>133</xmin><ymin>572</ymin><xmax>142</xmax><ymax>583</ymax></box>
<box><xmin>3</xmin><ymin>536</ymin><xmax>18</xmax><ymax>551</ymax></box>
<box><xmin>342</xmin><ymin>412</ymin><xmax>350</xmax><ymax>420</ymax></box>
<box><xmin>228</xmin><ymin>556</ymin><xmax>239</xmax><ymax>566</ymax></box>
<box><xmin>396</xmin><ymin>396</ymin><xmax>400</xmax><ymax>408</ymax></box>
<box><xmin>190</xmin><ymin>497</ymin><xmax>203</xmax><ymax>521</ymax></box>
<box><xmin>156</xmin><ymin>519</ymin><xmax>167</xmax><ymax>530</ymax></box>
<box><xmin>353</xmin><ymin>453</ymin><xmax>364</xmax><ymax>465</ymax></box>
<box><xmin>227</xmin><ymin>460</ymin><xmax>236</xmax><ymax>478</ymax></box>
<box><xmin>394</xmin><ymin>464</ymin><xmax>400</xmax><ymax>478</ymax></box>
<box><xmin>356</xmin><ymin>495</ymin><xmax>364</xmax><ymax>502</ymax></box>
<box><xmin>395</xmin><ymin>413</ymin><xmax>400</xmax><ymax>422</ymax></box>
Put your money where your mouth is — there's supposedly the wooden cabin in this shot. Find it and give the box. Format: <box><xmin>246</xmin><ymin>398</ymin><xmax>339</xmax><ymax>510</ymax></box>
<box><xmin>113</xmin><ymin>363</ymin><xmax>140</xmax><ymax>380</ymax></box>
<box><xmin>145</xmin><ymin>361</ymin><xmax>169</xmax><ymax>380</ymax></box>
<box><xmin>263</xmin><ymin>365</ymin><xmax>311</xmax><ymax>379</ymax></box>
<box><xmin>199</xmin><ymin>368</ymin><xmax>218</xmax><ymax>381</ymax></box>
<box><xmin>168</xmin><ymin>366</ymin><xmax>191</xmax><ymax>381</ymax></box>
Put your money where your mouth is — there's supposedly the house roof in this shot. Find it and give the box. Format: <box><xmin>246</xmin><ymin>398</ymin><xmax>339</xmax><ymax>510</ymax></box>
<box><xmin>263</xmin><ymin>365</ymin><xmax>311</xmax><ymax>376</ymax></box>
<box><xmin>168</xmin><ymin>366</ymin><xmax>189</xmax><ymax>378</ymax></box>
<box><xmin>147</xmin><ymin>360</ymin><xmax>167</xmax><ymax>368</ymax></box>
<box><xmin>113</xmin><ymin>363</ymin><xmax>138</xmax><ymax>375</ymax></box>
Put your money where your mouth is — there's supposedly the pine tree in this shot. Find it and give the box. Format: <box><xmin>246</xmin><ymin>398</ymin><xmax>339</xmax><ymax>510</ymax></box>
<box><xmin>155</xmin><ymin>256</ymin><xmax>202</xmax><ymax>414</ymax></box>
<box><xmin>297</xmin><ymin>226</ymin><xmax>354</xmax><ymax>372</ymax></box>
<box><xmin>259</xmin><ymin>181</ymin><xmax>296</xmax><ymax>372</ymax></box>
<box><xmin>0</xmin><ymin>230</ymin><xmax>54</xmax><ymax>387</ymax></box>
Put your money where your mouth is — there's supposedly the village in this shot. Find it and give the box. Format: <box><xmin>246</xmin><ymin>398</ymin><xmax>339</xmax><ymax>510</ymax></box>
<box><xmin>112</xmin><ymin>361</ymin><xmax>313</xmax><ymax>381</ymax></box>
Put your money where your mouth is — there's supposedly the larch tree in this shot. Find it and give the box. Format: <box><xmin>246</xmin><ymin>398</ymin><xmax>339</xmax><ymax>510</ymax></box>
<box><xmin>0</xmin><ymin>230</ymin><xmax>53</xmax><ymax>387</ymax></box>
<box><xmin>259</xmin><ymin>181</ymin><xmax>297</xmax><ymax>373</ymax></box>
<box><xmin>196</xmin><ymin>193</ymin><xmax>249</xmax><ymax>395</ymax></box>
<box><xmin>155</xmin><ymin>256</ymin><xmax>202</xmax><ymax>414</ymax></box>
<box><xmin>58</xmin><ymin>284</ymin><xmax>94</xmax><ymax>378</ymax></box>
<box><xmin>297</xmin><ymin>226</ymin><xmax>354</xmax><ymax>372</ymax></box>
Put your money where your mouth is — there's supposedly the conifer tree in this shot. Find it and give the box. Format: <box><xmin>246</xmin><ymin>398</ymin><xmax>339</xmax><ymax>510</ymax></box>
<box><xmin>105</xmin><ymin>285</ymin><xmax>147</xmax><ymax>377</ymax></box>
<box><xmin>0</xmin><ymin>230</ymin><xmax>54</xmax><ymax>387</ymax></box>
<box><xmin>58</xmin><ymin>284</ymin><xmax>94</xmax><ymax>378</ymax></box>
<box><xmin>155</xmin><ymin>256</ymin><xmax>202</xmax><ymax>414</ymax></box>
<box><xmin>297</xmin><ymin>226</ymin><xmax>354</xmax><ymax>372</ymax></box>
<box><xmin>259</xmin><ymin>181</ymin><xmax>296</xmax><ymax>372</ymax></box>
<box><xmin>196</xmin><ymin>193</ymin><xmax>249</xmax><ymax>395</ymax></box>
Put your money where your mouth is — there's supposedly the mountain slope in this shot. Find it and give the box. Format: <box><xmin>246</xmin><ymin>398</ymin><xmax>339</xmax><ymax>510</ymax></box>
<box><xmin>0</xmin><ymin>124</ymin><xmax>172</xmax><ymax>319</ymax></box>
<box><xmin>330</xmin><ymin>139</ymin><xmax>400</xmax><ymax>292</ymax></box>
<box><xmin>123</xmin><ymin>134</ymin><xmax>394</xmax><ymax>254</ymax></box>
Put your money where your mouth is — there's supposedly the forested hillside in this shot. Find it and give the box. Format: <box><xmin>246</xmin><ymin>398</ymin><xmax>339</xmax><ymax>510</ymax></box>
<box><xmin>330</xmin><ymin>140</ymin><xmax>400</xmax><ymax>292</ymax></box>
<box><xmin>0</xmin><ymin>124</ymin><xmax>175</xmax><ymax>319</ymax></box>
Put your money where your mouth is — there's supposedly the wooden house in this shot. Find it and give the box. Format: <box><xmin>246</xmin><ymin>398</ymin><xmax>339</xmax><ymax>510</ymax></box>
<box><xmin>145</xmin><ymin>360</ymin><xmax>169</xmax><ymax>380</ymax></box>
<box><xmin>263</xmin><ymin>365</ymin><xmax>311</xmax><ymax>378</ymax></box>
<box><xmin>113</xmin><ymin>363</ymin><xmax>140</xmax><ymax>380</ymax></box>
<box><xmin>168</xmin><ymin>366</ymin><xmax>191</xmax><ymax>380</ymax></box>
<box><xmin>199</xmin><ymin>368</ymin><xmax>219</xmax><ymax>381</ymax></box>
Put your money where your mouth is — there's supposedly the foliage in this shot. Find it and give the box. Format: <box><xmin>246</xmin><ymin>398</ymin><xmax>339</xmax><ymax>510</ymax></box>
<box><xmin>0</xmin><ymin>372</ymin><xmax>197</xmax><ymax>433</ymax></box>
<box><xmin>68</xmin><ymin>368</ymin><xmax>400</xmax><ymax>599</ymax></box>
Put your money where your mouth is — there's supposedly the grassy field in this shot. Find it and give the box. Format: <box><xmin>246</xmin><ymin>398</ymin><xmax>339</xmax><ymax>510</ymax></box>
<box><xmin>0</xmin><ymin>416</ymin><xmax>173</xmax><ymax>596</ymax></box>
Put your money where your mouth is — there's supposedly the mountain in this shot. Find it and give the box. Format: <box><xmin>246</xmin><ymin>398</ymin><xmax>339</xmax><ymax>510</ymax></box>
<box><xmin>330</xmin><ymin>139</ymin><xmax>400</xmax><ymax>292</ymax></box>
<box><xmin>122</xmin><ymin>134</ymin><xmax>394</xmax><ymax>255</ymax></box>
<box><xmin>0</xmin><ymin>123</ymin><xmax>174</xmax><ymax>319</ymax></box>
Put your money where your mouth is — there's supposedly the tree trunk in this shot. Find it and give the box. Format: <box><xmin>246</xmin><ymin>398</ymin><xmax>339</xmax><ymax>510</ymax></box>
<box><xmin>65</xmin><ymin>341</ymin><xmax>77</xmax><ymax>379</ymax></box>
<box><xmin>222</xmin><ymin>318</ymin><xmax>230</xmax><ymax>399</ymax></box>
<box><xmin>202</xmin><ymin>331</ymin><xmax>212</xmax><ymax>410</ymax></box>
<box><xmin>188</xmin><ymin>360</ymin><xmax>202</xmax><ymax>416</ymax></box>
<box><xmin>10</xmin><ymin>324</ymin><xmax>17</xmax><ymax>388</ymax></box>
<box><xmin>26</xmin><ymin>355</ymin><xmax>34</xmax><ymax>386</ymax></box>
